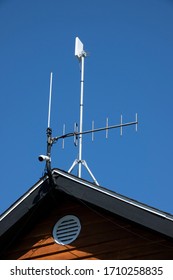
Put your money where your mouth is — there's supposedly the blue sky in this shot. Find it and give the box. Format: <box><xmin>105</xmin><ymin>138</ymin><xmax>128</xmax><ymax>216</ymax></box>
<box><xmin>0</xmin><ymin>0</ymin><xmax>173</xmax><ymax>214</ymax></box>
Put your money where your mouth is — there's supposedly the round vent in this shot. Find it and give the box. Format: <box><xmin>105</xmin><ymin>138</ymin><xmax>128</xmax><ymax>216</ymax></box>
<box><xmin>53</xmin><ymin>215</ymin><xmax>81</xmax><ymax>245</ymax></box>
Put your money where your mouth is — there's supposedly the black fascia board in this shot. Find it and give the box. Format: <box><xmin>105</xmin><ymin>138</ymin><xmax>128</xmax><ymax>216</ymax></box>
<box><xmin>52</xmin><ymin>169</ymin><xmax>173</xmax><ymax>239</ymax></box>
<box><xmin>0</xmin><ymin>175</ymin><xmax>50</xmax><ymax>237</ymax></box>
<box><xmin>1</xmin><ymin>168</ymin><xmax>173</xmax><ymax>240</ymax></box>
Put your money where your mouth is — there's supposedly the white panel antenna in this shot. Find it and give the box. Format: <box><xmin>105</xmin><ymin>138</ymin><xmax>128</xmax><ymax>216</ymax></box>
<box><xmin>75</xmin><ymin>37</ymin><xmax>84</xmax><ymax>58</ymax></box>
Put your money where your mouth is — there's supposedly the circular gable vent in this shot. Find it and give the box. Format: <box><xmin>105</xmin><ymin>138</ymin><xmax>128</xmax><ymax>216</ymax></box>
<box><xmin>53</xmin><ymin>215</ymin><xmax>81</xmax><ymax>245</ymax></box>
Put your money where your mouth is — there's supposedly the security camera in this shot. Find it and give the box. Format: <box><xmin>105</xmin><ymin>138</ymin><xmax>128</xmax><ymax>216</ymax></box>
<box><xmin>38</xmin><ymin>155</ymin><xmax>50</xmax><ymax>162</ymax></box>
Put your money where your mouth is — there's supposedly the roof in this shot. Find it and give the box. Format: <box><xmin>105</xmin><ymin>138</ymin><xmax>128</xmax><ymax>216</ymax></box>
<box><xmin>1</xmin><ymin>168</ymin><xmax>173</xmax><ymax>240</ymax></box>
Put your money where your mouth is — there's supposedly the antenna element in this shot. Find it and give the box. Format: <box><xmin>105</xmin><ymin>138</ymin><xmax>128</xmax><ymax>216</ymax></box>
<box><xmin>48</xmin><ymin>72</ymin><xmax>53</xmax><ymax>128</ymax></box>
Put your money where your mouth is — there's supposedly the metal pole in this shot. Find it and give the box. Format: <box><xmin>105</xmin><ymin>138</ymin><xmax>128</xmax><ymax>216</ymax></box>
<box><xmin>78</xmin><ymin>55</ymin><xmax>85</xmax><ymax>178</ymax></box>
<box><xmin>48</xmin><ymin>72</ymin><xmax>53</xmax><ymax>128</ymax></box>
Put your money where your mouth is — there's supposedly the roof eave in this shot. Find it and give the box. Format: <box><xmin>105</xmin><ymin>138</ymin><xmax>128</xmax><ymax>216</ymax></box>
<box><xmin>53</xmin><ymin>169</ymin><xmax>173</xmax><ymax>239</ymax></box>
<box><xmin>1</xmin><ymin>168</ymin><xmax>173</xmax><ymax>240</ymax></box>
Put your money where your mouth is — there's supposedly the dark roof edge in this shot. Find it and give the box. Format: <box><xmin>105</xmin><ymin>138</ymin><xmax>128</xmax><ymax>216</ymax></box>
<box><xmin>52</xmin><ymin>168</ymin><xmax>173</xmax><ymax>222</ymax></box>
<box><xmin>0</xmin><ymin>175</ymin><xmax>48</xmax><ymax>222</ymax></box>
<box><xmin>1</xmin><ymin>168</ymin><xmax>173</xmax><ymax>240</ymax></box>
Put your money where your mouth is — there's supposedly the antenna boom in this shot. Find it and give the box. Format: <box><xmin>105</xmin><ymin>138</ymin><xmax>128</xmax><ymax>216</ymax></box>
<box><xmin>53</xmin><ymin>119</ymin><xmax>138</xmax><ymax>142</ymax></box>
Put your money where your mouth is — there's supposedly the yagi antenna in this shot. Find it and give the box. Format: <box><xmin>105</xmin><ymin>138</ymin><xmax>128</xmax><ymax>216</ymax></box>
<box><xmin>38</xmin><ymin>38</ymin><xmax>138</xmax><ymax>186</ymax></box>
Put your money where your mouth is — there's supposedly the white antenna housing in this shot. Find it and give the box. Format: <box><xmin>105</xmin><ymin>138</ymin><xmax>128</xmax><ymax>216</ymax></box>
<box><xmin>75</xmin><ymin>37</ymin><xmax>84</xmax><ymax>58</ymax></box>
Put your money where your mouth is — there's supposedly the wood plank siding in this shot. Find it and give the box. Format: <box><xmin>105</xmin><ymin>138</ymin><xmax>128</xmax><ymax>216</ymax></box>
<box><xmin>2</xmin><ymin>191</ymin><xmax>173</xmax><ymax>260</ymax></box>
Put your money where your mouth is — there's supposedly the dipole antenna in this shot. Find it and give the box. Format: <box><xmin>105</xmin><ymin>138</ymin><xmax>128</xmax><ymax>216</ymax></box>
<box><xmin>38</xmin><ymin>72</ymin><xmax>53</xmax><ymax>180</ymax></box>
<box><xmin>48</xmin><ymin>72</ymin><xmax>53</xmax><ymax>128</ymax></box>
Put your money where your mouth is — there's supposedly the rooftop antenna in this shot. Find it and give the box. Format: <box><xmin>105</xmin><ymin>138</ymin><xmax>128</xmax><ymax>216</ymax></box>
<box><xmin>68</xmin><ymin>37</ymin><xmax>99</xmax><ymax>184</ymax></box>
<box><xmin>38</xmin><ymin>72</ymin><xmax>53</xmax><ymax>180</ymax></box>
<box><xmin>48</xmin><ymin>72</ymin><xmax>53</xmax><ymax>129</ymax></box>
<box><xmin>38</xmin><ymin>38</ymin><xmax>138</xmax><ymax>186</ymax></box>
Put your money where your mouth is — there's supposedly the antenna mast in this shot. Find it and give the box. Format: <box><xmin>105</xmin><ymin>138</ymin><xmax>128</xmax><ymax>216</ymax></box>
<box><xmin>77</xmin><ymin>37</ymin><xmax>85</xmax><ymax>178</ymax></box>
<box><xmin>68</xmin><ymin>37</ymin><xmax>99</xmax><ymax>184</ymax></box>
<box><xmin>78</xmin><ymin>50</ymin><xmax>84</xmax><ymax>178</ymax></box>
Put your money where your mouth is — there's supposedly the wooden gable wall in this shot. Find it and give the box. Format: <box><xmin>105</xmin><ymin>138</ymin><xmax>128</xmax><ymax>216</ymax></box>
<box><xmin>2</xmin><ymin>190</ymin><xmax>173</xmax><ymax>260</ymax></box>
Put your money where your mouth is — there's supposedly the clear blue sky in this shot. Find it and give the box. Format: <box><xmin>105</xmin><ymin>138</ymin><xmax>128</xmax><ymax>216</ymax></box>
<box><xmin>0</xmin><ymin>0</ymin><xmax>173</xmax><ymax>214</ymax></box>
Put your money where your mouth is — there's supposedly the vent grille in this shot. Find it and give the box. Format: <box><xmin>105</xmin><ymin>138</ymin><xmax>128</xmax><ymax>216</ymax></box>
<box><xmin>53</xmin><ymin>215</ymin><xmax>81</xmax><ymax>245</ymax></box>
